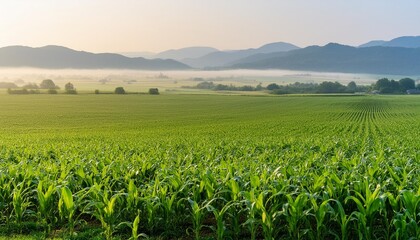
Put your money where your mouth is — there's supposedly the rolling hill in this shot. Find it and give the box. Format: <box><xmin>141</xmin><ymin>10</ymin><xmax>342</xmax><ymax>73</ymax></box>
<box><xmin>180</xmin><ymin>42</ymin><xmax>299</xmax><ymax>68</ymax></box>
<box><xmin>231</xmin><ymin>43</ymin><xmax>420</xmax><ymax>75</ymax></box>
<box><xmin>155</xmin><ymin>46</ymin><xmax>219</xmax><ymax>60</ymax></box>
<box><xmin>359</xmin><ymin>36</ymin><xmax>420</xmax><ymax>48</ymax></box>
<box><xmin>0</xmin><ymin>45</ymin><xmax>190</xmax><ymax>70</ymax></box>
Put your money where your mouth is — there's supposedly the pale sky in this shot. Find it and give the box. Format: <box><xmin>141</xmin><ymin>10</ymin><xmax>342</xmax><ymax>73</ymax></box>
<box><xmin>1</xmin><ymin>0</ymin><xmax>420</xmax><ymax>53</ymax></box>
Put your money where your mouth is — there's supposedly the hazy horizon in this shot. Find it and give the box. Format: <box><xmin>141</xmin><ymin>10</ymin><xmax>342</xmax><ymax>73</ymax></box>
<box><xmin>2</xmin><ymin>0</ymin><xmax>420</xmax><ymax>53</ymax></box>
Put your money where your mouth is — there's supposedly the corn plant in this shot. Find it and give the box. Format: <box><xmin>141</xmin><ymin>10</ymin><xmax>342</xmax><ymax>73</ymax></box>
<box><xmin>90</xmin><ymin>189</ymin><xmax>124</xmax><ymax>240</ymax></box>
<box><xmin>242</xmin><ymin>189</ymin><xmax>259</xmax><ymax>240</ymax></box>
<box><xmin>310</xmin><ymin>197</ymin><xmax>335</xmax><ymax>239</ymax></box>
<box><xmin>11</xmin><ymin>181</ymin><xmax>32</xmax><ymax>231</ymax></box>
<box><xmin>143</xmin><ymin>195</ymin><xmax>161</xmax><ymax>234</ymax></box>
<box><xmin>187</xmin><ymin>198</ymin><xmax>207</xmax><ymax>240</ymax></box>
<box><xmin>329</xmin><ymin>200</ymin><xmax>355</xmax><ymax>240</ymax></box>
<box><xmin>396</xmin><ymin>190</ymin><xmax>420</xmax><ymax>239</ymax></box>
<box><xmin>345</xmin><ymin>183</ymin><xmax>385</xmax><ymax>240</ymax></box>
<box><xmin>36</xmin><ymin>180</ymin><xmax>56</xmax><ymax>233</ymax></box>
<box><xmin>0</xmin><ymin>176</ymin><xmax>13</xmax><ymax>228</ymax></box>
<box><xmin>129</xmin><ymin>212</ymin><xmax>149</xmax><ymax>240</ymax></box>
<box><xmin>205</xmin><ymin>198</ymin><xmax>234</xmax><ymax>240</ymax></box>
<box><xmin>58</xmin><ymin>186</ymin><xmax>76</xmax><ymax>237</ymax></box>
<box><xmin>282</xmin><ymin>192</ymin><xmax>311</xmax><ymax>239</ymax></box>
<box><xmin>158</xmin><ymin>189</ymin><xmax>179</xmax><ymax>236</ymax></box>
<box><xmin>255</xmin><ymin>191</ymin><xmax>278</xmax><ymax>240</ymax></box>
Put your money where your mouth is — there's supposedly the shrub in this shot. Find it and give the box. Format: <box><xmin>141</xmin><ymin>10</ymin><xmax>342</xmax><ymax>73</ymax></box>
<box><xmin>114</xmin><ymin>87</ymin><xmax>126</xmax><ymax>94</ymax></box>
<box><xmin>7</xmin><ymin>88</ymin><xmax>41</xmax><ymax>95</ymax></box>
<box><xmin>65</xmin><ymin>90</ymin><xmax>77</xmax><ymax>94</ymax></box>
<box><xmin>40</xmin><ymin>79</ymin><xmax>59</xmax><ymax>89</ymax></box>
<box><xmin>65</xmin><ymin>82</ymin><xmax>77</xmax><ymax>94</ymax></box>
<box><xmin>149</xmin><ymin>88</ymin><xmax>159</xmax><ymax>95</ymax></box>
<box><xmin>29</xmin><ymin>90</ymin><xmax>40</xmax><ymax>94</ymax></box>
<box><xmin>95</xmin><ymin>89</ymin><xmax>100</xmax><ymax>94</ymax></box>
<box><xmin>8</xmin><ymin>88</ymin><xmax>28</xmax><ymax>94</ymax></box>
<box><xmin>47</xmin><ymin>89</ymin><xmax>58</xmax><ymax>94</ymax></box>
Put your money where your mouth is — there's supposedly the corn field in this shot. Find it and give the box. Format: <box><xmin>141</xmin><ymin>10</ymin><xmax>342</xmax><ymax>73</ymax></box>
<box><xmin>0</xmin><ymin>94</ymin><xmax>419</xmax><ymax>239</ymax></box>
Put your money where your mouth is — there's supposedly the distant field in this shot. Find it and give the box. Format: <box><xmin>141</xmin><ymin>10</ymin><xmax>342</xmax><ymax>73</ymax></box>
<box><xmin>0</xmin><ymin>68</ymin><xmax>386</xmax><ymax>93</ymax></box>
<box><xmin>0</xmin><ymin>94</ymin><xmax>419</xmax><ymax>239</ymax></box>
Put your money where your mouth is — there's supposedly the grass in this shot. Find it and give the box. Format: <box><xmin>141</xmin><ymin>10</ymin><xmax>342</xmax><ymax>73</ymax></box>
<box><xmin>0</xmin><ymin>93</ymin><xmax>419</xmax><ymax>239</ymax></box>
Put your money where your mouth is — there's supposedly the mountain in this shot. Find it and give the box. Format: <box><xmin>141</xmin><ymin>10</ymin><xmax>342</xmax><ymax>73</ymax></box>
<box><xmin>0</xmin><ymin>45</ymin><xmax>190</xmax><ymax>70</ymax></box>
<box><xmin>231</xmin><ymin>43</ymin><xmax>420</xmax><ymax>75</ymax></box>
<box><xmin>180</xmin><ymin>42</ymin><xmax>299</xmax><ymax>68</ymax></box>
<box><xmin>228</xmin><ymin>51</ymin><xmax>289</xmax><ymax>66</ymax></box>
<box><xmin>256</xmin><ymin>42</ymin><xmax>300</xmax><ymax>53</ymax></box>
<box><xmin>118</xmin><ymin>51</ymin><xmax>156</xmax><ymax>58</ymax></box>
<box><xmin>359</xmin><ymin>36</ymin><xmax>420</xmax><ymax>48</ymax></box>
<box><xmin>359</xmin><ymin>40</ymin><xmax>387</xmax><ymax>48</ymax></box>
<box><xmin>155</xmin><ymin>47</ymin><xmax>219</xmax><ymax>60</ymax></box>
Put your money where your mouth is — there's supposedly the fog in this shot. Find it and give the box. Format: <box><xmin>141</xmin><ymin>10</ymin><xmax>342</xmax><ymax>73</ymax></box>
<box><xmin>0</xmin><ymin>68</ymin><xmax>395</xmax><ymax>92</ymax></box>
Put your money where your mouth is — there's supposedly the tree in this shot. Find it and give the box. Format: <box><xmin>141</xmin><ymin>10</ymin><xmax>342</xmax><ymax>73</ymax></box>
<box><xmin>40</xmin><ymin>79</ymin><xmax>58</xmax><ymax>89</ymax></box>
<box><xmin>317</xmin><ymin>81</ymin><xmax>346</xmax><ymax>93</ymax></box>
<box><xmin>214</xmin><ymin>84</ymin><xmax>229</xmax><ymax>91</ymax></box>
<box><xmin>149</xmin><ymin>88</ymin><xmax>159</xmax><ymax>95</ymax></box>
<box><xmin>375</xmin><ymin>78</ymin><xmax>391</xmax><ymax>93</ymax></box>
<box><xmin>240</xmin><ymin>85</ymin><xmax>254</xmax><ymax>91</ymax></box>
<box><xmin>375</xmin><ymin>78</ymin><xmax>402</xmax><ymax>93</ymax></box>
<box><xmin>64</xmin><ymin>82</ymin><xmax>77</xmax><ymax>94</ymax></box>
<box><xmin>22</xmin><ymin>83</ymin><xmax>39</xmax><ymax>89</ymax></box>
<box><xmin>65</xmin><ymin>82</ymin><xmax>74</xmax><ymax>91</ymax></box>
<box><xmin>266</xmin><ymin>83</ymin><xmax>280</xmax><ymax>90</ymax></box>
<box><xmin>196</xmin><ymin>81</ymin><xmax>215</xmax><ymax>89</ymax></box>
<box><xmin>399</xmin><ymin>78</ymin><xmax>415</xmax><ymax>92</ymax></box>
<box><xmin>347</xmin><ymin>81</ymin><xmax>357</xmax><ymax>92</ymax></box>
<box><xmin>389</xmin><ymin>80</ymin><xmax>400</xmax><ymax>93</ymax></box>
<box><xmin>114</xmin><ymin>87</ymin><xmax>126</xmax><ymax>94</ymax></box>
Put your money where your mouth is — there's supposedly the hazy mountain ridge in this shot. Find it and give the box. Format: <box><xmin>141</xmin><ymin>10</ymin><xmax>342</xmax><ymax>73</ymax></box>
<box><xmin>231</xmin><ymin>43</ymin><xmax>420</xmax><ymax>75</ymax></box>
<box><xmin>118</xmin><ymin>51</ymin><xmax>156</xmax><ymax>58</ymax></box>
<box><xmin>3</xmin><ymin>36</ymin><xmax>420</xmax><ymax>74</ymax></box>
<box><xmin>119</xmin><ymin>47</ymin><xmax>219</xmax><ymax>60</ymax></box>
<box><xmin>358</xmin><ymin>40</ymin><xmax>387</xmax><ymax>48</ymax></box>
<box><xmin>359</xmin><ymin>36</ymin><xmax>420</xmax><ymax>48</ymax></box>
<box><xmin>0</xmin><ymin>45</ymin><xmax>190</xmax><ymax>70</ymax></box>
<box><xmin>155</xmin><ymin>47</ymin><xmax>219</xmax><ymax>60</ymax></box>
<box><xmin>180</xmin><ymin>42</ymin><xmax>300</xmax><ymax>68</ymax></box>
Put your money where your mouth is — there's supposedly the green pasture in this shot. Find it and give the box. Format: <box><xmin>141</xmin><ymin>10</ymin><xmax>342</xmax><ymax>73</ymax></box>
<box><xmin>0</xmin><ymin>94</ymin><xmax>419</xmax><ymax>239</ymax></box>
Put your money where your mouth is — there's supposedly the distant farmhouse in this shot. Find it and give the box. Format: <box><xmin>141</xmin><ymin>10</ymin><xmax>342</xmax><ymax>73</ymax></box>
<box><xmin>407</xmin><ymin>89</ymin><xmax>420</xmax><ymax>94</ymax></box>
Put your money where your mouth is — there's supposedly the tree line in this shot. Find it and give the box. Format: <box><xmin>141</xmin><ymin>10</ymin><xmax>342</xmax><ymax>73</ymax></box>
<box><xmin>373</xmin><ymin>78</ymin><xmax>418</xmax><ymax>94</ymax></box>
<box><xmin>5</xmin><ymin>79</ymin><xmax>160</xmax><ymax>95</ymax></box>
<box><xmin>187</xmin><ymin>77</ymin><xmax>419</xmax><ymax>95</ymax></box>
<box><xmin>189</xmin><ymin>80</ymin><xmax>368</xmax><ymax>94</ymax></box>
<box><xmin>6</xmin><ymin>79</ymin><xmax>76</xmax><ymax>95</ymax></box>
<box><xmin>4</xmin><ymin>78</ymin><xmax>419</xmax><ymax>95</ymax></box>
<box><xmin>186</xmin><ymin>81</ymin><xmax>263</xmax><ymax>91</ymax></box>
<box><xmin>267</xmin><ymin>81</ymin><xmax>369</xmax><ymax>94</ymax></box>
<box><xmin>268</xmin><ymin>78</ymin><xmax>418</xmax><ymax>94</ymax></box>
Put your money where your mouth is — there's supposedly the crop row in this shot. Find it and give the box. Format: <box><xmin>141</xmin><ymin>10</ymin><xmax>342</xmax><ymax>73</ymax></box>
<box><xmin>0</xmin><ymin>96</ymin><xmax>419</xmax><ymax>239</ymax></box>
<box><xmin>0</xmin><ymin>136</ymin><xmax>418</xmax><ymax>239</ymax></box>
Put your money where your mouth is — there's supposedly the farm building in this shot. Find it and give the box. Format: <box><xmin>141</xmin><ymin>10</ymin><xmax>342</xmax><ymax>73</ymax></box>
<box><xmin>406</xmin><ymin>89</ymin><xmax>420</xmax><ymax>94</ymax></box>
